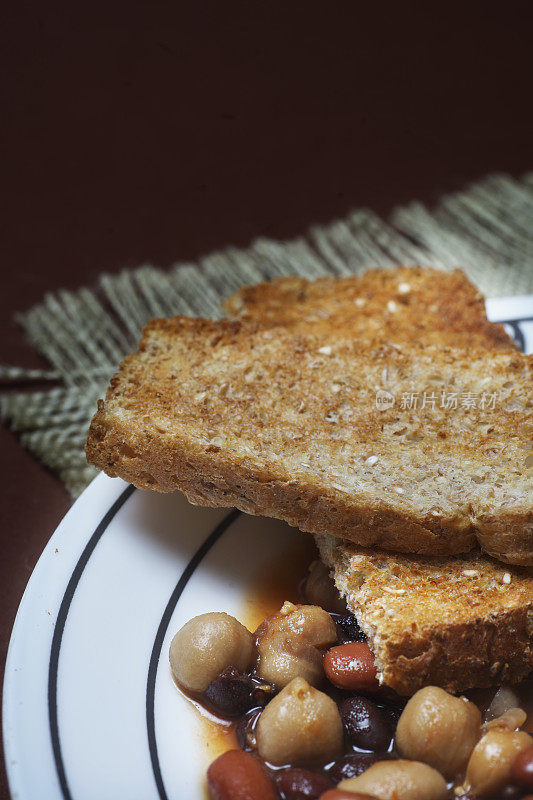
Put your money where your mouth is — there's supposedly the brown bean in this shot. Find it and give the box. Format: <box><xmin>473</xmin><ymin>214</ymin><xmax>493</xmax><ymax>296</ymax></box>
<box><xmin>340</xmin><ymin>696</ymin><xmax>392</xmax><ymax>751</ymax></box>
<box><xmin>511</xmin><ymin>744</ymin><xmax>533</xmax><ymax>788</ymax></box>
<box><xmin>275</xmin><ymin>767</ymin><xmax>333</xmax><ymax>799</ymax></box>
<box><xmin>326</xmin><ymin>754</ymin><xmax>381</xmax><ymax>783</ymax></box>
<box><xmin>204</xmin><ymin>668</ymin><xmax>256</xmax><ymax>717</ymax></box>
<box><xmin>332</xmin><ymin>613</ymin><xmax>367</xmax><ymax>644</ymax></box>
<box><xmin>324</xmin><ymin>642</ymin><xmax>378</xmax><ymax>692</ymax></box>
<box><xmin>207</xmin><ymin>750</ymin><xmax>277</xmax><ymax>800</ymax></box>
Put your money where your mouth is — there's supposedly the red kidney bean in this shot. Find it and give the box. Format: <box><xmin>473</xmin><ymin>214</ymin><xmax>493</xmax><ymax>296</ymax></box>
<box><xmin>323</xmin><ymin>642</ymin><xmax>378</xmax><ymax>691</ymax></box>
<box><xmin>326</xmin><ymin>754</ymin><xmax>380</xmax><ymax>783</ymax></box>
<box><xmin>511</xmin><ymin>745</ymin><xmax>533</xmax><ymax>788</ymax></box>
<box><xmin>275</xmin><ymin>767</ymin><xmax>333</xmax><ymax>799</ymax></box>
<box><xmin>340</xmin><ymin>696</ymin><xmax>392</xmax><ymax>752</ymax></box>
<box><xmin>207</xmin><ymin>750</ymin><xmax>278</xmax><ymax>800</ymax></box>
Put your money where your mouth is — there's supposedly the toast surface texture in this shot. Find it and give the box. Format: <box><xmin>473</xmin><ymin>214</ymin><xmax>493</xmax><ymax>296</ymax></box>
<box><xmin>86</xmin><ymin>316</ymin><xmax>533</xmax><ymax>565</ymax></box>
<box><xmin>317</xmin><ymin>533</ymin><xmax>533</xmax><ymax>695</ymax></box>
<box><xmin>224</xmin><ymin>266</ymin><xmax>514</xmax><ymax>350</ymax></box>
<box><xmin>232</xmin><ymin>266</ymin><xmax>532</xmax><ymax>692</ymax></box>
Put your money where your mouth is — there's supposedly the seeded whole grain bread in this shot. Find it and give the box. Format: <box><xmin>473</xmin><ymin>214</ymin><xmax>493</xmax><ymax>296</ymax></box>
<box><xmin>228</xmin><ymin>265</ymin><xmax>533</xmax><ymax>693</ymax></box>
<box><xmin>223</xmin><ymin>266</ymin><xmax>514</xmax><ymax>350</ymax></box>
<box><xmin>86</xmin><ymin>316</ymin><xmax>533</xmax><ymax>565</ymax></box>
<box><xmin>316</xmin><ymin>533</ymin><xmax>533</xmax><ymax>695</ymax></box>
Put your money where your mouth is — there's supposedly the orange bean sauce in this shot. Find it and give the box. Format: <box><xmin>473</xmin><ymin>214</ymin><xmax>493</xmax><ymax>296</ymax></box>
<box><xmin>191</xmin><ymin>531</ymin><xmax>318</xmax><ymax>796</ymax></box>
<box><xmin>178</xmin><ymin>532</ymin><xmax>533</xmax><ymax>797</ymax></box>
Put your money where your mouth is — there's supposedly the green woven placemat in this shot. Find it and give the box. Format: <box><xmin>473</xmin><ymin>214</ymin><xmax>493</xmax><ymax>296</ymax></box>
<box><xmin>1</xmin><ymin>172</ymin><xmax>532</xmax><ymax>496</ymax></box>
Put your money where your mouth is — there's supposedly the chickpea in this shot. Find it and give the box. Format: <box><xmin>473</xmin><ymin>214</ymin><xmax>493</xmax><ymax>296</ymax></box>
<box><xmin>338</xmin><ymin>760</ymin><xmax>448</xmax><ymax>800</ymax></box>
<box><xmin>169</xmin><ymin>612</ymin><xmax>254</xmax><ymax>693</ymax></box>
<box><xmin>395</xmin><ymin>686</ymin><xmax>481</xmax><ymax>778</ymax></box>
<box><xmin>465</xmin><ymin>727</ymin><xmax>533</xmax><ymax>797</ymax></box>
<box><xmin>305</xmin><ymin>560</ymin><xmax>347</xmax><ymax>613</ymax></box>
<box><xmin>255</xmin><ymin>602</ymin><xmax>337</xmax><ymax>688</ymax></box>
<box><xmin>256</xmin><ymin>676</ymin><xmax>343</xmax><ymax>766</ymax></box>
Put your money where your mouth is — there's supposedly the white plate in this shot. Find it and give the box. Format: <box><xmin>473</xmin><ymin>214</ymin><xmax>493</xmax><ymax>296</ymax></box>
<box><xmin>3</xmin><ymin>475</ymin><xmax>315</xmax><ymax>800</ymax></box>
<box><xmin>3</xmin><ymin>295</ymin><xmax>532</xmax><ymax>800</ymax></box>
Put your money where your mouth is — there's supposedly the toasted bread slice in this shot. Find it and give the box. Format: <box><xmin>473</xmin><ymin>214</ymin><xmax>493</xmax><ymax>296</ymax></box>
<box><xmin>86</xmin><ymin>317</ymin><xmax>533</xmax><ymax>565</ymax></box>
<box><xmin>224</xmin><ymin>266</ymin><xmax>515</xmax><ymax>350</ymax></box>
<box><xmin>229</xmin><ymin>267</ymin><xmax>532</xmax><ymax>693</ymax></box>
<box><xmin>317</xmin><ymin>534</ymin><xmax>533</xmax><ymax>695</ymax></box>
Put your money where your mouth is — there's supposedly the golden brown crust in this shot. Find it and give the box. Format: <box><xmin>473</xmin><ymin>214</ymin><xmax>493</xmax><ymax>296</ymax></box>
<box><xmin>86</xmin><ymin>316</ymin><xmax>533</xmax><ymax>565</ymax></box>
<box><xmin>220</xmin><ymin>266</ymin><xmax>533</xmax><ymax>693</ymax></box>
<box><xmin>317</xmin><ymin>534</ymin><xmax>533</xmax><ymax>695</ymax></box>
<box><xmin>223</xmin><ymin>267</ymin><xmax>515</xmax><ymax>351</ymax></box>
<box><xmin>86</xmin><ymin>413</ymin><xmax>476</xmax><ymax>554</ymax></box>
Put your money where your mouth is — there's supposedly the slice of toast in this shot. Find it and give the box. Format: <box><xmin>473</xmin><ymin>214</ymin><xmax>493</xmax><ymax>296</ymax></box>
<box><xmin>226</xmin><ymin>267</ymin><xmax>532</xmax><ymax>693</ymax></box>
<box><xmin>86</xmin><ymin>317</ymin><xmax>533</xmax><ymax>565</ymax></box>
<box><xmin>316</xmin><ymin>533</ymin><xmax>533</xmax><ymax>695</ymax></box>
<box><xmin>223</xmin><ymin>266</ymin><xmax>515</xmax><ymax>351</ymax></box>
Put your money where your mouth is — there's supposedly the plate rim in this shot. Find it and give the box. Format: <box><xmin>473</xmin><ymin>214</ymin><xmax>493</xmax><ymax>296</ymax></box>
<box><xmin>2</xmin><ymin>473</ymin><xmax>245</xmax><ymax>800</ymax></box>
<box><xmin>2</xmin><ymin>473</ymin><xmax>130</xmax><ymax>800</ymax></box>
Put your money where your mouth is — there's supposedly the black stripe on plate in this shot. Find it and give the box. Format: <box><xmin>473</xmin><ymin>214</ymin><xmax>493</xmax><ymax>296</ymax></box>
<box><xmin>48</xmin><ymin>484</ymin><xmax>136</xmax><ymax>800</ymax></box>
<box><xmin>146</xmin><ymin>508</ymin><xmax>241</xmax><ymax>800</ymax></box>
<box><xmin>492</xmin><ymin>315</ymin><xmax>532</xmax><ymax>353</ymax></box>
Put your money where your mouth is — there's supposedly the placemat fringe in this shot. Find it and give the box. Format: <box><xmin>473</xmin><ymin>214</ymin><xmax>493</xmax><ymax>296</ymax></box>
<box><xmin>2</xmin><ymin>172</ymin><xmax>532</xmax><ymax>496</ymax></box>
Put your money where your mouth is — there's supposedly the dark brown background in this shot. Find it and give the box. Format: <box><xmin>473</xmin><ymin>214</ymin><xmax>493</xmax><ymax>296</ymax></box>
<box><xmin>0</xmin><ymin>2</ymin><xmax>531</xmax><ymax>796</ymax></box>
